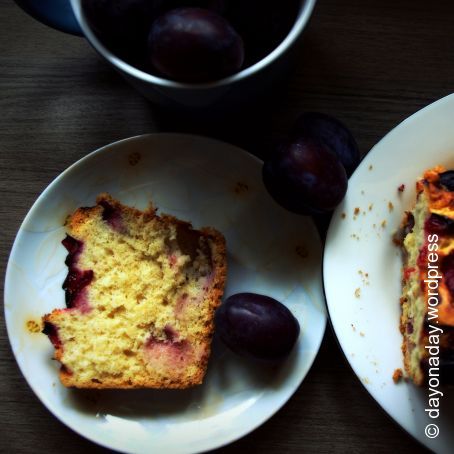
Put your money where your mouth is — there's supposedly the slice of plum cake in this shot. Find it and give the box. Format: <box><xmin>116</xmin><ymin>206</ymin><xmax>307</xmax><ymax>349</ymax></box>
<box><xmin>398</xmin><ymin>167</ymin><xmax>454</xmax><ymax>385</ymax></box>
<box><xmin>43</xmin><ymin>193</ymin><xmax>226</xmax><ymax>389</ymax></box>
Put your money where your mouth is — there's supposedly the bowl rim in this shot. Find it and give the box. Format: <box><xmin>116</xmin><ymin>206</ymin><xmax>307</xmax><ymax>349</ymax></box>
<box><xmin>70</xmin><ymin>0</ymin><xmax>317</xmax><ymax>90</ymax></box>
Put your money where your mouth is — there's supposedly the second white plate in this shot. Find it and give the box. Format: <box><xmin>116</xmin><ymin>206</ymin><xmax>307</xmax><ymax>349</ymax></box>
<box><xmin>324</xmin><ymin>94</ymin><xmax>454</xmax><ymax>453</ymax></box>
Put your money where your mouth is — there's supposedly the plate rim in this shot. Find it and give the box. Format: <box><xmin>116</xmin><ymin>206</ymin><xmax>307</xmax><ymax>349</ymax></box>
<box><xmin>4</xmin><ymin>132</ymin><xmax>327</xmax><ymax>454</ymax></box>
<box><xmin>323</xmin><ymin>93</ymin><xmax>454</xmax><ymax>451</ymax></box>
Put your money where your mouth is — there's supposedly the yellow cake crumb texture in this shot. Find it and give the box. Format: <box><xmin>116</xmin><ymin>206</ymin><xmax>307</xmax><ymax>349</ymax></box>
<box><xmin>43</xmin><ymin>193</ymin><xmax>227</xmax><ymax>389</ymax></box>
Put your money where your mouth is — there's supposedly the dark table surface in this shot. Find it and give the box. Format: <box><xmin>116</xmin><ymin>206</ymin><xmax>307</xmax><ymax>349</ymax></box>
<box><xmin>2</xmin><ymin>0</ymin><xmax>452</xmax><ymax>452</ymax></box>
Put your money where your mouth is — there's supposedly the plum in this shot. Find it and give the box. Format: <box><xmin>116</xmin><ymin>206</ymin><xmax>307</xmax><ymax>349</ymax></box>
<box><xmin>291</xmin><ymin>112</ymin><xmax>360</xmax><ymax>176</ymax></box>
<box><xmin>215</xmin><ymin>293</ymin><xmax>300</xmax><ymax>361</ymax></box>
<box><xmin>263</xmin><ymin>138</ymin><xmax>348</xmax><ymax>215</ymax></box>
<box><xmin>147</xmin><ymin>7</ymin><xmax>244</xmax><ymax>82</ymax></box>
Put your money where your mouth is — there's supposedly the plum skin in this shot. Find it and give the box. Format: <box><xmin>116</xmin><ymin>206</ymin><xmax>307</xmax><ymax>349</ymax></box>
<box><xmin>147</xmin><ymin>7</ymin><xmax>244</xmax><ymax>82</ymax></box>
<box><xmin>291</xmin><ymin>112</ymin><xmax>360</xmax><ymax>177</ymax></box>
<box><xmin>215</xmin><ymin>293</ymin><xmax>300</xmax><ymax>361</ymax></box>
<box><xmin>263</xmin><ymin>138</ymin><xmax>348</xmax><ymax>215</ymax></box>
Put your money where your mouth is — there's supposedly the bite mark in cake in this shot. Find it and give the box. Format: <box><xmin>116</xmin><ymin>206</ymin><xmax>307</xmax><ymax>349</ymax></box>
<box><xmin>43</xmin><ymin>193</ymin><xmax>226</xmax><ymax>389</ymax></box>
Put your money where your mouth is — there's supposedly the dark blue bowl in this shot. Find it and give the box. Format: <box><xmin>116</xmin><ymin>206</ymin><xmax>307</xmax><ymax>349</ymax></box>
<box><xmin>14</xmin><ymin>0</ymin><xmax>82</xmax><ymax>35</ymax></box>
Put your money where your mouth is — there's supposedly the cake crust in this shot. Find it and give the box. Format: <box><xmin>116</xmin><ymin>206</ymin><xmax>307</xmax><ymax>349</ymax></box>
<box><xmin>43</xmin><ymin>193</ymin><xmax>227</xmax><ymax>389</ymax></box>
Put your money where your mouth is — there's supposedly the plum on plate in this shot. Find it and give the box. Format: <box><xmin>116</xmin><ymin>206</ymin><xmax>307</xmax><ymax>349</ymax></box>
<box><xmin>148</xmin><ymin>7</ymin><xmax>244</xmax><ymax>82</ymax></box>
<box><xmin>263</xmin><ymin>138</ymin><xmax>348</xmax><ymax>215</ymax></box>
<box><xmin>215</xmin><ymin>293</ymin><xmax>300</xmax><ymax>361</ymax></box>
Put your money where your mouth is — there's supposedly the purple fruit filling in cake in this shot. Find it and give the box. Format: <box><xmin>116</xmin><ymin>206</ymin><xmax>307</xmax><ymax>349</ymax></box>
<box><xmin>163</xmin><ymin>324</ymin><xmax>179</xmax><ymax>342</ymax></box>
<box><xmin>42</xmin><ymin>322</ymin><xmax>61</xmax><ymax>349</ymax></box>
<box><xmin>99</xmin><ymin>200</ymin><xmax>124</xmax><ymax>232</ymax></box>
<box><xmin>425</xmin><ymin>213</ymin><xmax>454</xmax><ymax>235</ymax></box>
<box><xmin>62</xmin><ymin>235</ymin><xmax>94</xmax><ymax>310</ymax></box>
<box><xmin>441</xmin><ymin>253</ymin><xmax>454</xmax><ymax>296</ymax></box>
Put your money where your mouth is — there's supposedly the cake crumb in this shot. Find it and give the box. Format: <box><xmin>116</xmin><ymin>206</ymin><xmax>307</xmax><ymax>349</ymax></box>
<box><xmin>234</xmin><ymin>181</ymin><xmax>249</xmax><ymax>195</ymax></box>
<box><xmin>398</xmin><ymin>184</ymin><xmax>405</xmax><ymax>193</ymax></box>
<box><xmin>393</xmin><ymin>368</ymin><xmax>403</xmax><ymax>383</ymax></box>
<box><xmin>381</xmin><ymin>220</ymin><xmax>387</xmax><ymax>228</ymax></box>
<box><xmin>341</xmin><ymin>212</ymin><xmax>346</xmax><ymax>219</ymax></box>
<box><xmin>360</xmin><ymin>331</ymin><xmax>365</xmax><ymax>337</ymax></box>
<box><xmin>295</xmin><ymin>245</ymin><xmax>309</xmax><ymax>258</ymax></box>
<box><xmin>353</xmin><ymin>207</ymin><xmax>361</xmax><ymax>219</ymax></box>
<box><xmin>388</xmin><ymin>201</ymin><xmax>394</xmax><ymax>212</ymax></box>
<box><xmin>358</xmin><ymin>270</ymin><xmax>370</xmax><ymax>285</ymax></box>
<box><xmin>362</xmin><ymin>377</ymin><xmax>371</xmax><ymax>384</ymax></box>
<box><xmin>354</xmin><ymin>288</ymin><xmax>361</xmax><ymax>298</ymax></box>
<box><xmin>368</xmin><ymin>165</ymin><xmax>373</xmax><ymax>171</ymax></box>
<box><xmin>128</xmin><ymin>152</ymin><xmax>141</xmax><ymax>166</ymax></box>
<box><xmin>26</xmin><ymin>319</ymin><xmax>41</xmax><ymax>333</ymax></box>
<box><xmin>351</xmin><ymin>323</ymin><xmax>356</xmax><ymax>332</ymax></box>
<box><xmin>368</xmin><ymin>204</ymin><xmax>373</xmax><ymax>211</ymax></box>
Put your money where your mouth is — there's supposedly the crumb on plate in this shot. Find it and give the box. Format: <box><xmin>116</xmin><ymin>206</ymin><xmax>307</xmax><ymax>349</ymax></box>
<box><xmin>26</xmin><ymin>319</ymin><xmax>41</xmax><ymax>333</ymax></box>
<box><xmin>393</xmin><ymin>368</ymin><xmax>403</xmax><ymax>383</ymax></box>
<box><xmin>128</xmin><ymin>152</ymin><xmax>141</xmax><ymax>166</ymax></box>
<box><xmin>234</xmin><ymin>181</ymin><xmax>249</xmax><ymax>195</ymax></box>
<box><xmin>295</xmin><ymin>245</ymin><xmax>309</xmax><ymax>258</ymax></box>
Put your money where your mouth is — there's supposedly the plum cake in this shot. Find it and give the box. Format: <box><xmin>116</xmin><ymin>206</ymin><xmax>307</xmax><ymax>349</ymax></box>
<box><xmin>43</xmin><ymin>193</ymin><xmax>226</xmax><ymax>389</ymax></box>
<box><xmin>397</xmin><ymin>167</ymin><xmax>454</xmax><ymax>385</ymax></box>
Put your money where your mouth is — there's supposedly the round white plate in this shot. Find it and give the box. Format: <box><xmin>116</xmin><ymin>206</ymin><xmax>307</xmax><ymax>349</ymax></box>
<box><xmin>324</xmin><ymin>94</ymin><xmax>454</xmax><ymax>453</ymax></box>
<box><xmin>5</xmin><ymin>134</ymin><xmax>326</xmax><ymax>454</ymax></box>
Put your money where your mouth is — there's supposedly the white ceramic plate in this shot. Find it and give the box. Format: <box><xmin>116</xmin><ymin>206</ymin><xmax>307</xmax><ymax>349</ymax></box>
<box><xmin>324</xmin><ymin>94</ymin><xmax>454</xmax><ymax>453</ymax></box>
<box><xmin>5</xmin><ymin>134</ymin><xmax>326</xmax><ymax>454</ymax></box>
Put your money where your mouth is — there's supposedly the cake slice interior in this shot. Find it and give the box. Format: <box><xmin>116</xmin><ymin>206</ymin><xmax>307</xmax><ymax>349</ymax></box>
<box><xmin>43</xmin><ymin>194</ymin><xmax>226</xmax><ymax>389</ymax></box>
